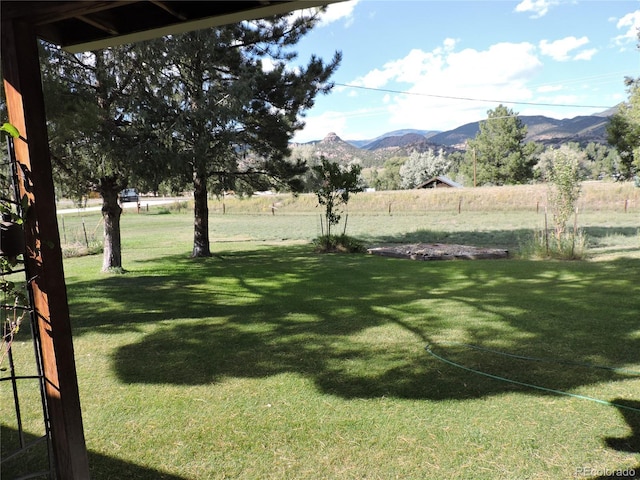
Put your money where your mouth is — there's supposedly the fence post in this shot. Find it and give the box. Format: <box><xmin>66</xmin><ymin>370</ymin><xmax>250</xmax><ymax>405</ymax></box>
<box><xmin>544</xmin><ymin>207</ymin><xmax>549</xmax><ymax>255</ymax></box>
<box><xmin>81</xmin><ymin>218</ymin><xmax>89</xmax><ymax>248</ymax></box>
<box><xmin>61</xmin><ymin>215</ymin><xmax>66</xmax><ymax>244</ymax></box>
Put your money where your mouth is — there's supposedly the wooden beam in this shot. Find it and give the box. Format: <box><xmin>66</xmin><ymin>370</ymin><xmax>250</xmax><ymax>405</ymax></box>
<box><xmin>62</xmin><ymin>0</ymin><xmax>339</xmax><ymax>53</ymax></box>
<box><xmin>1</xmin><ymin>18</ymin><xmax>90</xmax><ymax>480</ymax></box>
<box><xmin>9</xmin><ymin>1</ymin><xmax>137</xmax><ymax>26</ymax></box>
<box><xmin>149</xmin><ymin>1</ymin><xmax>188</xmax><ymax>21</ymax></box>
<box><xmin>77</xmin><ymin>14</ymin><xmax>120</xmax><ymax>36</ymax></box>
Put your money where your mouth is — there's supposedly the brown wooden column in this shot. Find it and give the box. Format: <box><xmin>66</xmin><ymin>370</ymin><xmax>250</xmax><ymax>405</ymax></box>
<box><xmin>1</xmin><ymin>18</ymin><xmax>90</xmax><ymax>480</ymax></box>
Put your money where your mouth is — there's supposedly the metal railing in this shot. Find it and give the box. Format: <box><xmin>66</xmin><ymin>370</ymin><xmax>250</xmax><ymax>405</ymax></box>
<box><xmin>1</xmin><ymin>135</ymin><xmax>54</xmax><ymax>479</ymax></box>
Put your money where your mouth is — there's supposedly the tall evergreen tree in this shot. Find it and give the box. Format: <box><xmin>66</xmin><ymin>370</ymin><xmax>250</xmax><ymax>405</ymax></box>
<box><xmin>142</xmin><ymin>11</ymin><xmax>341</xmax><ymax>257</ymax></box>
<box><xmin>41</xmin><ymin>43</ymin><xmax>171</xmax><ymax>272</ymax></box>
<box><xmin>606</xmin><ymin>30</ymin><xmax>639</xmax><ymax>180</ymax></box>
<box><xmin>606</xmin><ymin>76</ymin><xmax>640</xmax><ymax>180</ymax></box>
<box><xmin>465</xmin><ymin>104</ymin><xmax>538</xmax><ymax>185</ymax></box>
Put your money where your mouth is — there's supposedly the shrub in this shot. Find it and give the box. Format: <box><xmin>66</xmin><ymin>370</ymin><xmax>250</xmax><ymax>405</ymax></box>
<box><xmin>313</xmin><ymin>157</ymin><xmax>362</xmax><ymax>238</ymax></box>
<box><xmin>520</xmin><ymin>224</ymin><xmax>589</xmax><ymax>260</ymax></box>
<box><xmin>545</xmin><ymin>146</ymin><xmax>583</xmax><ymax>241</ymax></box>
<box><xmin>167</xmin><ymin>200</ymin><xmax>190</xmax><ymax>212</ymax></box>
<box><xmin>62</xmin><ymin>240</ymin><xmax>103</xmax><ymax>258</ymax></box>
<box><xmin>522</xmin><ymin>146</ymin><xmax>589</xmax><ymax>260</ymax></box>
<box><xmin>313</xmin><ymin>234</ymin><xmax>367</xmax><ymax>254</ymax></box>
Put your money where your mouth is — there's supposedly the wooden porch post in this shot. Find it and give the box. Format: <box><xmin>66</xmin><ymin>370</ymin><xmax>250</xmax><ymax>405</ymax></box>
<box><xmin>1</xmin><ymin>18</ymin><xmax>90</xmax><ymax>480</ymax></box>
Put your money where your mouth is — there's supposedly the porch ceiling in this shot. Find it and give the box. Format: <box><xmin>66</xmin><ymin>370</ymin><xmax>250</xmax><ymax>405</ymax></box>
<box><xmin>1</xmin><ymin>1</ymin><xmax>335</xmax><ymax>53</ymax></box>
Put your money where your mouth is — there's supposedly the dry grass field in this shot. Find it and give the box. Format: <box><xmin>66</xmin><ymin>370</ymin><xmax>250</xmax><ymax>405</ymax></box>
<box><xmin>206</xmin><ymin>181</ymin><xmax>639</xmax><ymax>215</ymax></box>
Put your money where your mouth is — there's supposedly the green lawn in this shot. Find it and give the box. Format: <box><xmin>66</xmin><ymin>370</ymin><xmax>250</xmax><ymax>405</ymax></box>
<box><xmin>2</xmin><ymin>190</ymin><xmax>640</xmax><ymax>479</ymax></box>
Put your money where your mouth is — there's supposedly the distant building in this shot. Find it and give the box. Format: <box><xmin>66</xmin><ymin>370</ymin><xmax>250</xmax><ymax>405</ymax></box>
<box><xmin>416</xmin><ymin>176</ymin><xmax>463</xmax><ymax>189</ymax></box>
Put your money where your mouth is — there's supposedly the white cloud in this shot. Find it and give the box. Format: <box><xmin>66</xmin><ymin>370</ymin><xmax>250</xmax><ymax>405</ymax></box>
<box><xmin>539</xmin><ymin>36</ymin><xmax>591</xmax><ymax>61</ymax></box>
<box><xmin>613</xmin><ymin>10</ymin><xmax>640</xmax><ymax>47</ymax></box>
<box><xmin>447</xmin><ymin>43</ymin><xmax>541</xmax><ymax>83</ymax></box>
<box><xmin>353</xmin><ymin>66</ymin><xmax>396</xmax><ymax>89</ymax></box>
<box><xmin>294</xmin><ymin>111</ymin><xmax>348</xmax><ymax>143</ymax></box>
<box><xmin>291</xmin><ymin>1</ymin><xmax>359</xmax><ymax>31</ymax></box>
<box><xmin>347</xmin><ymin>40</ymin><xmax>543</xmax><ymax>131</ymax></box>
<box><xmin>514</xmin><ymin>0</ymin><xmax>560</xmax><ymax>18</ymax></box>
<box><xmin>318</xmin><ymin>0</ymin><xmax>360</xmax><ymax>27</ymax></box>
<box><xmin>387</xmin><ymin>49</ymin><xmax>445</xmax><ymax>84</ymax></box>
<box><xmin>261</xmin><ymin>57</ymin><xmax>276</xmax><ymax>73</ymax></box>
<box><xmin>352</xmin><ymin>41</ymin><xmax>458</xmax><ymax>89</ymax></box>
<box><xmin>573</xmin><ymin>48</ymin><xmax>597</xmax><ymax>61</ymax></box>
<box><xmin>442</xmin><ymin>37</ymin><xmax>458</xmax><ymax>52</ymax></box>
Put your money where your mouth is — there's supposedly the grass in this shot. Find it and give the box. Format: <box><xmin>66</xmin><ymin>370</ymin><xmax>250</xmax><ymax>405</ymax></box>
<box><xmin>2</xmin><ymin>183</ymin><xmax>640</xmax><ymax>479</ymax></box>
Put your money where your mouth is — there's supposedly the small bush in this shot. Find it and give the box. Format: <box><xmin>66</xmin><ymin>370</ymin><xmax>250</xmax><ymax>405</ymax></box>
<box><xmin>313</xmin><ymin>234</ymin><xmax>367</xmax><ymax>254</ymax></box>
<box><xmin>520</xmin><ymin>228</ymin><xmax>588</xmax><ymax>260</ymax></box>
<box><xmin>167</xmin><ymin>201</ymin><xmax>190</xmax><ymax>212</ymax></box>
<box><xmin>62</xmin><ymin>241</ymin><xmax>103</xmax><ymax>258</ymax></box>
<box><xmin>152</xmin><ymin>201</ymin><xmax>190</xmax><ymax>215</ymax></box>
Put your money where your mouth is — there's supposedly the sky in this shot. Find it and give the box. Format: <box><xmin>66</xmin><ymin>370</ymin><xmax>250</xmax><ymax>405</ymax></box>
<box><xmin>286</xmin><ymin>0</ymin><xmax>640</xmax><ymax>143</ymax></box>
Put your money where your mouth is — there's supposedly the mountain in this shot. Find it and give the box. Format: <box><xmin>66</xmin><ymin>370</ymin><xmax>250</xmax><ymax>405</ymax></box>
<box><xmin>346</xmin><ymin>129</ymin><xmax>439</xmax><ymax>148</ymax></box>
<box><xmin>290</xmin><ymin>131</ymin><xmax>457</xmax><ymax>168</ymax></box>
<box><xmin>294</xmin><ymin>132</ymin><xmax>392</xmax><ymax>168</ymax></box>
<box><xmin>361</xmin><ymin>132</ymin><xmax>428</xmax><ymax>150</ymax></box>
<box><xmin>313</xmin><ymin>132</ymin><xmax>364</xmax><ymax>161</ymax></box>
<box><xmin>290</xmin><ymin>110</ymin><xmax>617</xmax><ymax>168</ymax></box>
<box><xmin>430</xmin><ymin>111</ymin><xmax>615</xmax><ymax>148</ymax></box>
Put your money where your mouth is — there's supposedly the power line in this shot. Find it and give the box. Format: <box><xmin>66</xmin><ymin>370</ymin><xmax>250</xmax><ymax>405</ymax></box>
<box><xmin>333</xmin><ymin>82</ymin><xmax>613</xmax><ymax>109</ymax></box>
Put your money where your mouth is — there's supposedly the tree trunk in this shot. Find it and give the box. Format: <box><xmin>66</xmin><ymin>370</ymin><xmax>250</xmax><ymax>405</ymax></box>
<box><xmin>192</xmin><ymin>170</ymin><xmax>211</xmax><ymax>257</ymax></box>
<box><xmin>101</xmin><ymin>187</ymin><xmax>123</xmax><ymax>272</ymax></box>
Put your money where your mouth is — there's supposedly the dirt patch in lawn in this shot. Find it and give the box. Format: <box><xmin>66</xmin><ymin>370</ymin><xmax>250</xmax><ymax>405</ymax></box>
<box><xmin>367</xmin><ymin>243</ymin><xmax>509</xmax><ymax>261</ymax></box>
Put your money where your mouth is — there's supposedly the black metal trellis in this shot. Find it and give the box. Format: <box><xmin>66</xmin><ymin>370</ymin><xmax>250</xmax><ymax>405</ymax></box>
<box><xmin>1</xmin><ymin>135</ymin><xmax>55</xmax><ymax>479</ymax></box>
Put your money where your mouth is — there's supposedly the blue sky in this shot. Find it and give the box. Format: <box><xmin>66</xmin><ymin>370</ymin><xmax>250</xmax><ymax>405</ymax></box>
<box><xmin>287</xmin><ymin>0</ymin><xmax>640</xmax><ymax>143</ymax></box>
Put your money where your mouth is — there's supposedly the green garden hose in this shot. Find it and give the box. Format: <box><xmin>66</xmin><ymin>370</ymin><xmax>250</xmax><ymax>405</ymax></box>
<box><xmin>424</xmin><ymin>342</ymin><xmax>640</xmax><ymax>413</ymax></box>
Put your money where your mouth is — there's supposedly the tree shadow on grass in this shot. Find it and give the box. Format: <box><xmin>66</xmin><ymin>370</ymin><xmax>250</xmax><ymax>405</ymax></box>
<box><xmin>66</xmin><ymin>243</ymin><xmax>640</xmax><ymax>404</ymax></box>
<box><xmin>363</xmin><ymin>227</ymin><xmax>529</xmax><ymax>250</ymax></box>
<box><xmin>590</xmin><ymin>400</ymin><xmax>640</xmax><ymax>479</ymax></box>
<box><xmin>583</xmin><ymin>226</ymin><xmax>639</xmax><ymax>240</ymax></box>
<box><xmin>0</xmin><ymin>425</ymin><xmax>187</xmax><ymax>480</ymax></box>
<box><xmin>365</xmin><ymin>225</ymin><xmax>640</xmax><ymax>254</ymax></box>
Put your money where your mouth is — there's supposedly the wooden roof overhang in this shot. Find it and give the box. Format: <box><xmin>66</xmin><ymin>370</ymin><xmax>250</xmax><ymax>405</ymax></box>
<box><xmin>2</xmin><ymin>1</ymin><xmax>333</xmax><ymax>53</ymax></box>
<box><xmin>0</xmin><ymin>2</ymin><xmax>338</xmax><ymax>478</ymax></box>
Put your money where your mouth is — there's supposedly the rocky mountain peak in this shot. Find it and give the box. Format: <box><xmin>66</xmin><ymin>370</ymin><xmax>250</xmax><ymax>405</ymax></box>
<box><xmin>322</xmin><ymin>132</ymin><xmax>343</xmax><ymax>143</ymax></box>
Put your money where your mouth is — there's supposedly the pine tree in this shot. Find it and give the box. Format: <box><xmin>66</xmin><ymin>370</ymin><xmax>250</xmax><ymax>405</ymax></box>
<box><xmin>141</xmin><ymin>11</ymin><xmax>341</xmax><ymax>257</ymax></box>
<box><xmin>606</xmin><ymin>77</ymin><xmax>640</xmax><ymax>180</ymax></box>
<box><xmin>465</xmin><ymin>105</ymin><xmax>538</xmax><ymax>186</ymax></box>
